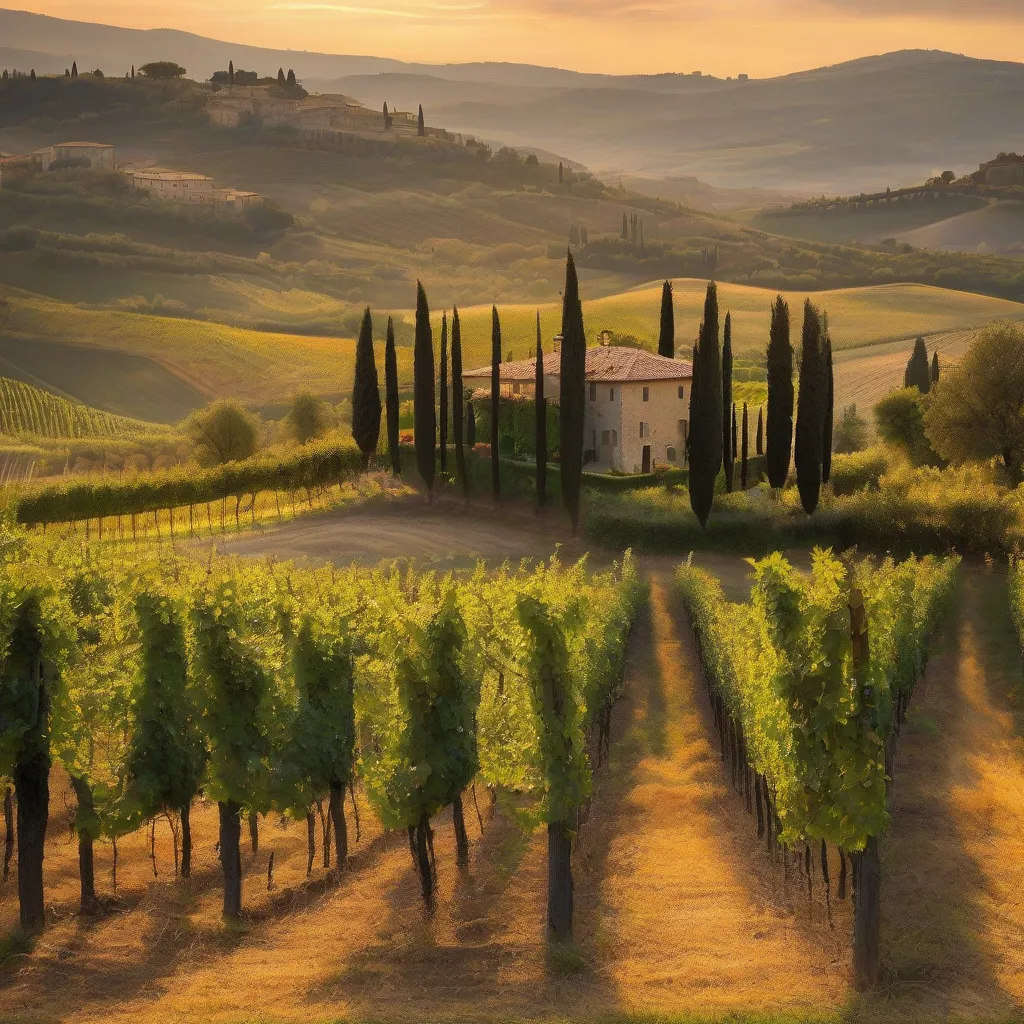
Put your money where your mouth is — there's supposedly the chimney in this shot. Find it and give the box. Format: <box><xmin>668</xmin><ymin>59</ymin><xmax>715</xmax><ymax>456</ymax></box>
<box><xmin>553</xmin><ymin>335</ymin><xmax>563</xmax><ymax>353</ymax></box>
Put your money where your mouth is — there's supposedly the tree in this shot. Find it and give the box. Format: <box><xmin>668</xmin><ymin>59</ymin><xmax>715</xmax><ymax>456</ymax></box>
<box><xmin>926</xmin><ymin>321</ymin><xmax>1024</xmax><ymax>483</ymax></box>
<box><xmin>138</xmin><ymin>62</ymin><xmax>187</xmax><ymax>79</ymax></box>
<box><xmin>822</xmin><ymin>327</ymin><xmax>834</xmax><ymax>485</ymax></box>
<box><xmin>192</xmin><ymin>575</ymin><xmax>276</xmax><ymax>920</ymax></box>
<box><xmin>688</xmin><ymin>282</ymin><xmax>722</xmax><ymax>527</ymax></box>
<box><xmin>385</xmin><ymin>316</ymin><xmax>401</xmax><ymax>476</ymax></box>
<box><xmin>931</xmin><ymin>351</ymin><xmax>940</xmax><ymax>385</ymax></box>
<box><xmin>127</xmin><ymin>587</ymin><xmax>206</xmax><ymax>880</ymax></box>
<box><xmin>288</xmin><ymin>392</ymin><xmax>328</xmax><ymax>445</ymax></box>
<box><xmin>287</xmin><ymin>69</ymin><xmax>296</xmax><ymax>87</ymax></box>
<box><xmin>417</xmin><ymin>105</ymin><xmax>425</xmax><ymax>137</ymax></box>
<box><xmin>383</xmin><ymin>101</ymin><xmax>391</xmax><ymax>129</ymax></box>
<box><xmin>185</xmin><ymin>400</ymin><xmax>261</xmax><ymax>466</ymax></box>
<box><xmin>622</xmin><ymin>212</ymin><xmax>628</xmax><ymax>239</ymax></box>
<box><xmin>876</xmin><ymin>388</ymin><xmax>937</xmax><ymax>465</ymax></box>
<box><xmin>535</xmin><ymin>312</ymin><xmax>547</xmax><ymax>512</ymax></box>
<box><xmin>451</xmin><ymin>307</ymin><xmax>468</xmax><ymax>496</ymax></box>
<box><xmin>352</xmin><ymin>307</ymin><xmax>382</xmax><ymax>467</ymax></box>
<box><xmin>490</xmin><ymin>306</ymin><xmax>502</xmax><ymax>500</ymax></box>
<box><xmin>413</xmin><ymin>282</ymin><xmax>436</xmax><ymax>495</ymax></box>
<box><xmin>766</xmin><ymin>296</ymin><xmax>793</xmax><ymax>489</ymax></box>
<box><xmin>65</xmin><ymin>69</ymin><xmax>70</xmax><ymax>78</ymax></box>
<box><xmin>833</xmin><ymin>404</ymin><xmax>868</xmax><ymax>454</ymax></box>
<box><xmin>756</xmin><ymin>406</ymin><xmax>764</xmax><ymax>456</ymax></box>
<box><xmin>131</xmin><ymin>65</ymin><xmax>135</xmax><ymax>79</ymax></box>
<box><xmin>229</xmin><ymin>60</ymin><xmax>234</xmax><ymax>86</ymax></box>
<box><xmin>794</xmin><ymin>300</ymin><xmax>827</xmax><ymax>514</ymax></box>
<box><xmin>658</xmin><ymin>280</ymin><xmax>675</xmax><ymax>358</ymax></box>
<box><xmin>741</xmin><ymin>402</ymin><xmax>749</xmax><ymax>489</ymax></box>
<box><xmin>277</xmin><ymin>68</ymin><xmax>286</xmax><ymax>84</ymax></box>
<box><xmin>559</xmin><ymin>162</ymin><xmax>564</xmax><ymax>185</ymax></box>
<box><xmin>559</xmin><ymin>252</ymin><xmax>586</xmax><ymax>533</ymax></box>
<box><xmin>722</xmin><ymin>311</ymin><xmax>734</xmax><ymax>492</ymax></box>
<box><xmin>904</xmin><ymin>336</ymin><xmax>931</xmax><ymax>393</ymax></box>
<box><xmin>29</xmin><ymin>69</ymin><xmax>35</xmax><ymax>80</ymax></box>
<box><xmin>568</xmin><ymin>223</ymin><xmax>580</xmax><ymax>247</ymax></box>
<box><xmin>467</xmin><ymin>400</ymin><xmax>476</xmax><ymax>447</ymax></box>
<box><xmin>439</xmin><ymin>313</ymin><xmax>449</xmax><ymax>472</ymax></box>
<box><xmin>71</xmin><ymin>61</ymin><xmax>78</xmax><ymax>78</ymax></box>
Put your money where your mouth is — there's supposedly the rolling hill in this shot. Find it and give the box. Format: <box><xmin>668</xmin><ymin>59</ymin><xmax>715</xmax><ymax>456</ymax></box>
<box><xmin>3</xmin><ymin>11</ymin><xmax>1024</xmax><ymax>191</ymax></box>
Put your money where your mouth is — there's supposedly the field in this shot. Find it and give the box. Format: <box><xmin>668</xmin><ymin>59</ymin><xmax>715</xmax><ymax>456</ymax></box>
<box><xmin>3</xmin><ymin>506</ymin><xmax>1024</xmax><ymax>1024</ymax></box>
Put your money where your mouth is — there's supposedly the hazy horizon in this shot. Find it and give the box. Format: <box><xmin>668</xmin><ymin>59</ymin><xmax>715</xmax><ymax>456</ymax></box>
<box><xmin>3</xmin><ymin>1</ymin><xmax>1023</xmax><ymax>78</ymax></box>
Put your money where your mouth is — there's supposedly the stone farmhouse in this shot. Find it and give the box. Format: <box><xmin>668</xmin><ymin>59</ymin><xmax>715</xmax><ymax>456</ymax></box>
<box><xmin>206</xmin><ymin>86</ymin><xmax>464</xmax><ymax>147</ymax></box>
<box><xmin>464</xmin><ymin>344</ymin><xmax>694</xmax><ymax>474</ymax></box>
<box><xmin>37</xmin><ymin>141</ymin><xmax>116</xmax><ymax>171</ymax></box>
<box><xmin>977</xmin><ymin>153</ymin><xmax>1024</xmax><ymax>187</ymax></box>
<box><xmin>123</xmin><ymin>167</ymin><xmax>263</xmax><ymax>210</ymax></box>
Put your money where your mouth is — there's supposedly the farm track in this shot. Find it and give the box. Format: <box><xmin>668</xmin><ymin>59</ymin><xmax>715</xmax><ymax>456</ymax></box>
<box><xmin>2</xmin><ymin>515</ymin><xmax>1024</xmax><ymax>1022</ymax></box>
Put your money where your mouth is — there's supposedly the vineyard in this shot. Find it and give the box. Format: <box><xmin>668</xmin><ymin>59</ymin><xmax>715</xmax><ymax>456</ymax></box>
<box><xmin>0</xmin><ymin>530</ymin><xmax>642</xmax><ymax>939</ymax></box>
<box><xmin>676</xmin><ymin>549</ymin><xmax>958</xmax><ymax>988</ymax></box>
<box><xmin>0</xmin><ymin>376</ymin><xmax>162</xmax><ymax>440</ymax></box>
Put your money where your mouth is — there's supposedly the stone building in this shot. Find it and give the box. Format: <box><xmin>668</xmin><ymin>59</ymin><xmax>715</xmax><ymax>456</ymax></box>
<box><xmin>37</xmin><ymin>141</ymin><xmax>115</xmax><ymax>171</ymax></box>
<box><xmin>977</xmin><ymin>154</ymin><xmax>1024</xmax><ymax>186</ymax></box>
<box><xmin>464</xmin><ymin>345</ymin><xmax>693</xmax><ymax>474</ymax></box>
<box><xmin>124</xmin><ymin>167</ymin><xmax>263</xmax><ymax>209</ymax></box>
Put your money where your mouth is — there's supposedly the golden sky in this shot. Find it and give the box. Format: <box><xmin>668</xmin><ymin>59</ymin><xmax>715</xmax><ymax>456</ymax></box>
<box><xmin>10</xmin><ymin>0</ymin><xmax>1024</xmax><ymax>76</ymax></box>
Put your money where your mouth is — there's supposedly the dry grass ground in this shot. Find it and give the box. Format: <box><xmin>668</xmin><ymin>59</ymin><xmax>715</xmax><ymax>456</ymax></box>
<box><xmin>3</xmin><ymin>525</ymin><xmax>1024</xmax><ymax>1024</ymax></box>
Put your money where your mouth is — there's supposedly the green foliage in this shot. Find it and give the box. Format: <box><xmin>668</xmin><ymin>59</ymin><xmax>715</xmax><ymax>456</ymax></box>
<box><xmin>795</xmin><ymin>301</ymin><xmax>827</xmax><ymax>514</ymax></box>
<box><xmin>765</xmin><ymin>296</ymin><xmax>793</xmax><ymax>488</ymax></box>
<box><xmin>351</xmin><ymin>308</ymin><xmax>382</xmax><ymax>463</ymax></box>
<box><xmin>676</xmin><ymin>549</ymin><xmax>957</xmax><ymax>850</ymax></box>
<box><xmin>472</xmin><ymin>394</ymin><xmax>559</xmax><ymax>459</ymax></box>
<box><xmin>186</xmin><ymin>400</ymin><xmax>261</xmax><ymax>467</ymax></box>
<box><xmin>875</xmin><ymin>388</ymin><xmax>938</xmax><ymax>467</ymax></box>
<box><xmin>138</xmin><ymin>62</ymin><xmax>187</xmax><ymax>80</ymax></box>
<box><xmin>658</xmin><ymin>279</ymin><xmax>674</xmax><ymax>358</ymax></box>
<box><xmin>688</xmin><ymin>282</ymin><xmax>723</xmax><ymax>526</ymax></box>
<box><xmin>287</xmin><ymin>392</ymin><xmax>328</xmax><ymax>446</ymax></box>
<box><xmin>829</xmin><ymin>447</ymin><xmax>888</xmax><ymax>495</ymax></box>
<box><xmin>723</xmin><ymin>311</ymin><xmax>734</xmax><ymax>492</ymax></box>
<box><xmin>904</xmin><ymin>336</ymin><xmax>931</xmax><ymax>393</ymax></box>
<box><xmin>925</xmin><ymin>320</ymin><xmax>1024</xmax><ymax>485</ymax></box>
<box><xmin>559</xmin><ymin>253</ymin><xmax>586</xmax><ymax>532</ymax></box>
<box><xmin>491</xmin><ymin>307</ymin><xmax>502</xmax><ymax>498</ymax></box>
<box><xmin>413</xmin><ymin>282</ymin><xmax>436</xmax><ymax>492</ymax></box>
<box><xmin>833</xmin><ymin>403</ymin><xmax>868</xmax><ymax>455</ymax></box>
<box><xmin>385</xmin><ymin>317</ymin><xmax>401</xmax><ymax>476</ymax></box>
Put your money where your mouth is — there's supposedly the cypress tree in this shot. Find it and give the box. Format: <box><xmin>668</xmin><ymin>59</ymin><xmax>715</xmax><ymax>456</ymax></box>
<box><xmin>439</xmin><ymin>313</ymin><xmax>449</xmax><ymax>472</ymax></box>
<box><xmin>795</xmin><ymin>300</ymin><xmax>826</xmax><ymax>515</ymax></box>
<box><xmin>905</xmin><ymin>336</ymin><xmax>931</xmax><ymax>392</ymax></box>
<box><xmin>383</xmin><ymin>101</ymin><xmax>390</xmax><ymax>129</ymax></box>
<box><xmin>277</xmin><ymin>68</ymin><xmax>285</xmax><ymax>84</ymax></box>
<box><xmin>351</xmin><ymin>307</ymin><xmax>382</xmax><ymax>467</ymax></box>
<box><xmin>385</xmin><ymin>316</ymin><xmax>400</xmax><ymax>476</ymax></box>
<box><xmin>658</xmin><ymin>280</ymin><xmax>675</xmax><ymax>358</ymax></box>
<box><xmin>559</xmin><ymin>162</ymin><xmax>564</xmax><ymax>184</ymax></box>
<box><xmin>417</xmin><ymin>105</ymin><xmax>425</xmax><ymax>136</ymax></box>
<box><xmin>741</xmin><ymin>403</ymin><xmax>749</xmax><ymax>489</ymax></box>
<box><xmin>688</xmin><ymin>282</ymin><xmax>723</xmax><ymax>527</ymax></box>
<box><xmin>490</xmin><ymin>306</ymin><xmax>502</xmax><ymax>500</ymax></box>
<box><xmin>765</xmin><ymin>296</ymin><xmax>794</xmax><ymax>489</ymax></box>
<box><xmin>559</xmin><ymin>252</ymin><xmax>586</xmax><ymax>534</ymax></box>
<box><xmin>722</xmin><ymin>311</ymin><xmax>734</xmax><ymax>492</ymax></box>
<box><xmin>535</xmin><ymin>312</ymin><xmax>547</xmax><ymax>512</ymax></box>
<box><xmin>822</xmin><ymin>327</ymin><xmax>834</xmax><ymax>486</ymax></box>
<box><xmin>451</xmin><ymin>307</ymin><xmax>467</xmax><ymax>497</ymax></box>
<box><xmin>931</xmin><ymin>350</ymin><xmax>940</xmax><ymax>384</ymax></box>
<box><xmin>287</xmin><ymin>69</ymin><xmax>296</xmax><ymax>87</ymax></box>
<box><xmin>467</xmin><ymin>400</ymin><xmax>476</xmax><ymax>447</ymax></box>
<box><xmin>131</xmin><ymin>65</ymin><xmax>135</xmax><ymax>79</ymax></box>
<box><xmin>228</xmin><ymin>60</ymin><xmax>234</xmax><ymax>86</ymax></box>
<box><xmin>622</xmin><ymin>212</ymin><xmax>628</xmax><ymax>239</ymax></box>
<box><xmin>413</xmin><ymin>282</ymin><xmax>436</xmax><ymax>495</ymax></box>
<box><xmin>756</xmin><ymin>406</ymin><xmax>764</xmax><ymax>456</ymax></box>
<box><xmin>71</xmin><ymin>61</ymin><xmax>78</xmax><ymax>78</ymax></box>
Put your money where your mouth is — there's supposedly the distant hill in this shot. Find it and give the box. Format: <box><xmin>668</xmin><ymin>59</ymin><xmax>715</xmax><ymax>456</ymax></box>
<box><xmin>3</xmin><ymin>11</ymin><xmax>1024</xmax><ymax>191</ymax></box>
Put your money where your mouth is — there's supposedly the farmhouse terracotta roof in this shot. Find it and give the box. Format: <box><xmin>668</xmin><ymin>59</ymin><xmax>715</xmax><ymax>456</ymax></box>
<box><xmin>464</xmin><ymin>345</ymin><xmax>693</xmax><ymax>383</ymax></box>
<box><xmin>56</xmin><ymin>141</ymin><xmax>114</xmax><ymax>148</ymax></box>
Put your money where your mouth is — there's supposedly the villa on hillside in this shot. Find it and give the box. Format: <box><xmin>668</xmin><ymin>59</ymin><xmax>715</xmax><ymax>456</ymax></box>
<box><xmin>123</xmin><ymin>167</ymin><xmax>263</xmax><ymax>210</ymax></box>
<box><xmin>464</xmin><ymin>344</ymin><xmax>693</xmax><ymax>474</ymax></box>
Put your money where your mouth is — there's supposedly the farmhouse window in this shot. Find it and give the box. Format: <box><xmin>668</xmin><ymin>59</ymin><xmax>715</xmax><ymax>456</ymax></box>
<box><xmin>609</xmin><ymin>387</ymin><xmax>615</xmax><ymax>401</ymax></box>
<box><xmin>642</xmin><ymin>386</ymin><xmax>650</xmax><ymax>402</ymax></box>
<box><xmin>640</xmin><ymin>422</ymin><xmax>650</xmax><ymax>439</ymax></box>
<box><xmin>678</xmin><ymin>385</ymin><xmax>685</xmax><ymax>400</ymax></box>
<box><xmin>602</xmin><ymin>430</ymin><xmax>611</xmax><ymax>445</ymax></box>
<box><xmin>667</xmin><ymin>446</ymin><xmax>677</xmax><ymax>462</ymax></box>
<box><xmin>590</xmin><ymin>383</ymin><xmax>597</xmax><ymax>401</ymax></box>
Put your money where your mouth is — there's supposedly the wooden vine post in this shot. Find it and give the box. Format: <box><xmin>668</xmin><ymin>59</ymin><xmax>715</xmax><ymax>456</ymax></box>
<box><xmin>849</xmin><ymin>585</ymin><xmax>881</xmax><ymax>991</ymax></box>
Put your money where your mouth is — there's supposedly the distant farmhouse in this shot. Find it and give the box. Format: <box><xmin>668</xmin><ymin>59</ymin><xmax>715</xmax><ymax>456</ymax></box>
<box><xmin>465</xmin><ymin>343</ymin><xmax>693</xmax><ymax>474</ymax></box>
<box><xmin>124</xmin><ymin>167</ymin><xmax>263</xmax><ymax>210</ymax></box>
<box><xmin>37</xmin><ymin>141</ymin><xmax>115</xmax><ymax>171</ymax></box>
<box><xmin>976</xmin><ymin>153</ymin><xmax>1024</xmax><ymax>187</ymax></box>
<box><xmin>207</xmin><ymin>85</ymin><xmax>465</xmax><ymax>147</ymax></box>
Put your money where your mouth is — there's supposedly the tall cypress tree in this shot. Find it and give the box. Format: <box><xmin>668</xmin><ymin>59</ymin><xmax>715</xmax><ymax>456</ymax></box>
<box><xmin>559</xmin><ymin>252</ymin><xmax>586</xmax><ymax>533</ymax></box>
<box><xmin>931</xmin><ymin>350</ymin><xmax>940</xmax><ymax>385</ymax></box>
<box><xmin>904</xmin><ymin>336</ymin><xmax>931</xmax><ymax>393</ymax></box>
<box><xmin>741</xmin><ymin>402</ymin><xmax>749</xmax><ymax>490</ymax></box>
<box><xmin>688</xmin><ymin>282</ymin><xmax>722</xmax><ymax>527</ymax></box>
<box><xmin>756</xmin><ymin>406</ymin><xmax>764</xmax><ymax>457</ymax></box>
<box><xmin>413</xmin><ymin>282</ymin><xmax>436</xmax><ymax>495</ymax></box>
<box><xmin>439</xmin><ymin>313</ymin><xmax>449</xmax><ymax>472</ymax></box>
<box><xmin>722</xmin><ymin>311</ymin><xmax>734</xmax><ymax>492</ymax></box>
<box><xmin>385</xmin><ymin>316</ymin><xmax>400</xmax><ymax>475</ymax></box>
<box><xmin>795</xmin><ymin>300</ymin><xmax>826</xmax><ymax>515</ymax></box>
<box><xmin>351</xmin><ymin>307</ymin><xmax>382</xmax><ymax>467</ymax></box>
<box><xmin>228</xmin><ymin>60</ymin><xmax>234</xmax><ymax>86</ymax></box>
<box><xmin>765</xmin><ymin>296</ymin><xmax>794</xmax><ymax>489</ymax></box>
<box><xmin>451</xmin><ymin>307</ymin><xmax>467</xmax><ymax>497</ymax></box>
<box><xmin>417</xmin><ymin>105</ymin><xmax>425</xmax><ymax>136</ymax></box>
<box><xmin>658</xmin><ymin>280</ymin><xmax>675</xmax><ymax>358</ymax></box>
<box><xmin>621</xmin><ymin>212</ymin><xmax>628</xmax><ymax>239</ymax></box>
<box><xmin>490</xmin><ymin>306</ymin><xmax>502</xmax><ymax>500</ymax></box>
<box><xmin>535</xmin><ymin>312</ymin><xmax>547</xmax><ymax>512</ymax></box>
<box><xmin>822</xmin><ymin>326</ymin><xmax>834</xmax><ymax>486</ymax></box>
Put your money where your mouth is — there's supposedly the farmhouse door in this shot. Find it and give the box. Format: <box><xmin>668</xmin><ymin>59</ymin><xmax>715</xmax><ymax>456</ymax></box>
<box><xmin>641</xmin><ymin>445</ymin><xmax>651</xmax><ymax>473</ymax></box>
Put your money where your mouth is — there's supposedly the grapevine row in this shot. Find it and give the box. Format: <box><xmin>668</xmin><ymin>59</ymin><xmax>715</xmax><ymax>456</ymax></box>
<box><xmin>675</xmin><ymin>548</ymin><xmax>958</xmax><ymax>989</ymax></box>
<box><xmin>0</xmin><ymin>531</ymin><xmax>642</xmax><ymax>939</ymax></box>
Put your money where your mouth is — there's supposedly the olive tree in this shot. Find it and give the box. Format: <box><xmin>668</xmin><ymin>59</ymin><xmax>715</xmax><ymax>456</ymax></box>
<box><xmin>185</xmin><ymin>400</ymin><xmax>261</xmax><ymax>466</ymax></box>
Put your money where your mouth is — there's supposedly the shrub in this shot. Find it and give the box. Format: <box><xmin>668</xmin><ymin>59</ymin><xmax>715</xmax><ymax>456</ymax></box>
<box><xmin>874</xmin><ymin>388</ymin><xmax>940</xmax><ymax>466</ymax></box>
<box><xmin>829</xmin><ymin>447</ymin><xmax>889</xmax><ymax>495</ymax></box>
<box><xmin>185</xmin><ymin>400</ymin><xmax>261</xmax><ymax>466</ymax></box>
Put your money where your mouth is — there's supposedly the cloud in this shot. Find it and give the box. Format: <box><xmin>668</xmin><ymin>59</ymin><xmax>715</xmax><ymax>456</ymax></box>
<box><xmin>809</xmin><ymin>0</ymin><xmax>1024</xmax><ymax>17</ymax></box>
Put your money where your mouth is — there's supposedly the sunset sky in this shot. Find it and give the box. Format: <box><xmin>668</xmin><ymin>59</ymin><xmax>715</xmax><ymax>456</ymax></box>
<box><xmin>8</xmin><ymin>0</ymin><xmax>1024</xmax><ymax>76</ymax></box>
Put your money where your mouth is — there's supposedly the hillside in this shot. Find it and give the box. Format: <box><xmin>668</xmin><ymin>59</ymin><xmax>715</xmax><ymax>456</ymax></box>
<box><xmin>3</xmin><ymin>12</ymin><xmax>1024</xmax><ymax>190</ymax></box>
